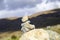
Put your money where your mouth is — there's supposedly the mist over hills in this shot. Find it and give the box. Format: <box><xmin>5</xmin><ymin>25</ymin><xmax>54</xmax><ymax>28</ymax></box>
<box><xmin>0</xmin><ymin>8</ymin><xmax>60</xmax><ymax>32</ymax></box>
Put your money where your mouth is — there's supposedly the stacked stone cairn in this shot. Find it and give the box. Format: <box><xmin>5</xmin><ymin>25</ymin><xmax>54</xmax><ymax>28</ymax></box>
<box><xmin>19</xmin><ymin>16</ymin><xmax>60</xmax><ymax>40</ymax></box>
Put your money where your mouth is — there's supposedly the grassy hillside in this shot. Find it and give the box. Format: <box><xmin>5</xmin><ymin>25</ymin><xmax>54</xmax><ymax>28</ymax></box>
<box><xmin>0</xmin><ymin>9</ymin><xmax>60</xmax><ymax>32</ymax></box>
<box><xmin>29</xmin><ymin>9</ymin><xmax>60</xmax><ymax>28</ymax></box>
<box><xmin>0</xmin><ymin>24</ymin><xmax>60</xmax><ymax>40</ymax></box>
<box><xmin>0</xmin><ymin>8</ymin><xmax>60</xmax><ymax>40</ymax></box>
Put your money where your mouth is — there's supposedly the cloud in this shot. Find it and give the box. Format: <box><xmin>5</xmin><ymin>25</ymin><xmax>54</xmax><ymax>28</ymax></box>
<box><xmin>5</xmin><ymin>0</ymin><xmax>60</xmax><ymax>10</ymax></box>
<box><xmin>0</xmin><ymin>8</ymin><xmax>37</xmax><ymax>18</ymax></box>
<box><xmin>0</xmin><ymin>0</ymin><xmax>60</xmax><ymax>18</ymax></box>
<box><xmin>0</xmin><ymin>0</ymin><xmax>59</xmax><ymax>10</ymax></box>
<box><xmin>3</xmin><ymin>0</ymin><xmax>42</xmax><ymax>10</ymax></box>
<box><xmin>0</xmin><ymin>0</ymin><xmax>43</xmax><ymax>10</ymax></box>
<box><xmin>0</xmin><ymin>0</ymin><xmax>5</xmax><ymax>10</ymax></box>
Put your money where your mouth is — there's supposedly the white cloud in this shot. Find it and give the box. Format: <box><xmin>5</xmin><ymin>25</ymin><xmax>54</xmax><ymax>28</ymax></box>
<box><xmin>0</xmin><ymin>0</ymin><xmax>60</xmax><ymax>18</ymax></box>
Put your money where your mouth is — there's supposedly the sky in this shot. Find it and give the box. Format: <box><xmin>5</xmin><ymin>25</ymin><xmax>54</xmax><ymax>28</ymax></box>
<box><xmin>0</xmin><ymin>0</ymin><xmax>60</xmax><ymax>18</ymax></box>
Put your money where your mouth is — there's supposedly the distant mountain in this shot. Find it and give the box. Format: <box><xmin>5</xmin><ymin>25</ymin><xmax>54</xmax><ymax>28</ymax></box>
<box><xmin>0</xmin><ymin>8</ymin><xmax>60</xmax><ymax>32</ymax></box>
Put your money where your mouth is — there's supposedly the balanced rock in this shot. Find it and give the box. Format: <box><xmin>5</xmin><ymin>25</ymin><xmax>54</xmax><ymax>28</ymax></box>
<box><xmin>21</xmin><ymin>16</ymin><xmax>28</xmax><ymax>22</ymax></box>
<box><xmin>21</xmin><ymin>21</ymin><xmax>35</xmax><ymax>33</ymax></box>
<box><xmin>21</xmin><ymin>16</ymin><xmax>35</xmax><ymax>33</ymax></box>
<box><xmin>19</xmin><ymin>29</ymin><xmax>49</xmax><ymax>40</ymax></box>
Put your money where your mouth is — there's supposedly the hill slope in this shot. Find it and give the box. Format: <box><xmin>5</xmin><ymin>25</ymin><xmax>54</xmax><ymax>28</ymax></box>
<box><xmin>0</xmin><ymin>8</ymin><xmax>60</xmax><ymax>32</ymax></box>
<box><xmin>29</xmin><ymin>9</ymin><xmax>60</xmax><ymax>28</ymax></box>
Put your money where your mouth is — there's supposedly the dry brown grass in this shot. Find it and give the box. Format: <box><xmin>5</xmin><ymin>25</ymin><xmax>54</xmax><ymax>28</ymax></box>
<box><xmin>0</xmin><ymin>31</ymin><xmax>22</xmax><ymax>40</ymax></box>
<box><xmin>0</xmin><ymin>24</ymin><xmax>60</xmax><ymax>40</ymax></box>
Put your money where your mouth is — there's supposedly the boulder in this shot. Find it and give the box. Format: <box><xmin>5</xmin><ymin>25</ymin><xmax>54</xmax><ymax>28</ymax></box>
<box><xmin>47</xmin><ymin>30</ymin><xmax>60</xmax><ymax>40</ymax></box>
<box><xmin>19</xmin><ymin>29</ymin><xmax>49</xmax><ymax>40</ymax></box>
